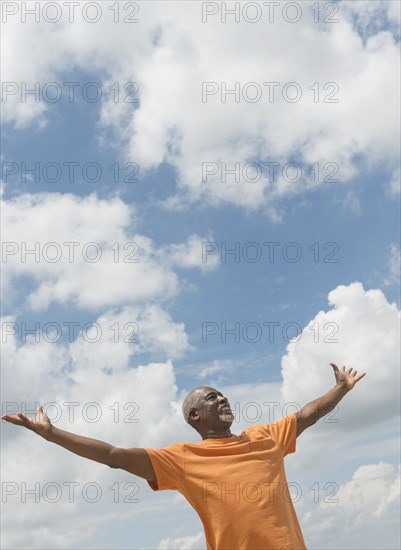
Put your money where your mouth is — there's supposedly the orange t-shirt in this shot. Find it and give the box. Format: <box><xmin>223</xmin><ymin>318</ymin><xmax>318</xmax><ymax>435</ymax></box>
<box><xmin>145</xmin><ymin>413</ymin><xmax>307</xmax><ymax>550</ymax></box>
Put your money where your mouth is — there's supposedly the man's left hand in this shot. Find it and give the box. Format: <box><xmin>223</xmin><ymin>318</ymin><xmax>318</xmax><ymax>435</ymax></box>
<box><xmin>330</xmin><ymin>363</ymin><xmax>366</xmax><ymax>391</ymax></box>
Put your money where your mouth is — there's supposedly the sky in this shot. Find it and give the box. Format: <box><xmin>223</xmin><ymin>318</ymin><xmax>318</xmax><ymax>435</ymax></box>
<box><xmin>1</xmin><ymin>0</ymin><xmax>400</xmax><ymax>548</ymax></box>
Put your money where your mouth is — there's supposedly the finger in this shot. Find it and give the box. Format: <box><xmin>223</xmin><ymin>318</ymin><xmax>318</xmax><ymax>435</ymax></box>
<box><xmin>355</xmin><ymin>372</ymin><xmax>366</xmax><ymax>382</ymax></box>
<box><xmin>352</xmin><ymin>370</ymin><xmax>358</xmax><ymax>377</ymax></box>
<box><xmin>17</xmin><ymin>413</ymin><xmax>29</xmax><ymax>424</ymax></box>
<box><xmin>342</xmin><ymin>365</ymin><xmax>346</xmax><ymax>371</ymax></box>
<box><xmin>330</xmin><ymin>363</ymin><xmax>339</xmax><ymax>372</ymax></box>
<box><xmin>347</xmin><ymin>367</ymin><xmax>353</xmax><ymax>374</ymax></box>
<box><xmin>1</xmin><ymin>415</ymin><xmax>24</xmax><ymax>425</ymax></box>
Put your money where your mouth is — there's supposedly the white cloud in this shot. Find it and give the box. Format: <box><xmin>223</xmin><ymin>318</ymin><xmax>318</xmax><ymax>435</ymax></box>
<box><xmin>1</xmin><ymin>326</ymin><xmax>187</xmax><ymax>546</ymax></box>
<box><xmin>1</xmin><ymin>192</ymin><xmax>216</xmax><ymax>312</ymax></box>
<box><xmin>197</xmin><ymin>359</ymin><xmax>234</xmax><ymax>380</ymax></box>
<box><xmin>281</xmin><ymin>282</ymin><xmax>400</xmax><ymax>430</ymax></box>
<box><xmin>123</xmin><ymin>10</ymin><xmax>399</xmax><ymax>212</ymax></box>
<box><xmin>158</xmin><ymin>234</ymin><xmax>219</xmax><ymax>272</ymax></box>
<box><xmin>1</xmin><ymin>288</ymin><xmax>196</xmax><ymax>548</ymax></box>
<box><xmin>3</xmin><ymin>523</ymin><xmax>99</xmax><ymax>550</ymax></box>
<box><xmin>386</xmin><ymin>0</ymin><xmax>401</xmax><ymax>26</ymax></box>
<box><xmin>332</xmin><ymin>461</ymin><xmax>400</xmax><ymax>519</ymax></box>
<box><xmin>66</xmin><ymin>304</ymin><xmax>191</xmax><ymax>373</ymax></box>
<box><xmin>302</xmin><ymin>462</ymin><xmax>401</xmax><ymax>549</ymax></box>
<box><xmin>158</xmin><ymin>532</ymin><xmax>204</xmax><ymax>550</ymax></box>
<box><xmin>1</xmin><ymin>319</ymin><xmax>184</xmax><ymax>446</ymax></box>
<box><xmin>2</xmin><ymin>1</ymin><xmax>399</xmax><ymax>215</ymax></box>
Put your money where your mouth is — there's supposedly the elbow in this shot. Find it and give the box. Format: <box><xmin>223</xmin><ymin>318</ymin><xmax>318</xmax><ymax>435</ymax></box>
<box><xmin>296</xmin><ymin>410</ymin><xmax>316</xmax><ymax>437</ymax></box>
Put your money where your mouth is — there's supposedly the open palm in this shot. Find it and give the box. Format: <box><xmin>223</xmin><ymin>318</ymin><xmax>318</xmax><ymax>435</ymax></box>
<box><xmin>330</xmin><ymin>363</ymin><xmax>366</xmax><ymax>390</ymax></box>
<box><xmin>2</xmin><ymin>405</ymin><xmax>52</xmax><ymax>437</ymax></box>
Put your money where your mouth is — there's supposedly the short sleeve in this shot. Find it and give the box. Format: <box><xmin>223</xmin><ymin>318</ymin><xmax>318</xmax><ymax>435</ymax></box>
<box><xmin>145</xmin><ymin>444</ymin><xmax>184</xmax><ymax>491</ymax></box>
<box><xmin>267</xmin><ymin>413</ymin><xmax>297</xmax><ymax>457</ymax></box>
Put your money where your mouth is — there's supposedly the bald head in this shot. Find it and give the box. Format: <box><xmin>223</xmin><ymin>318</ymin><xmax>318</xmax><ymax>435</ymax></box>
<box><xmin>182</xmin><ymin>386</ymin><xmax>211</xmax><ymax>424</ymax></box>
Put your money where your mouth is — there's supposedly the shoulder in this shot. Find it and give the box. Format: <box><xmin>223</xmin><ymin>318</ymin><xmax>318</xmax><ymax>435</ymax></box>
<box><xmin>242</xmin><ymin>423</ymin><xmax>272</xmax><ymax>439</ymax></box>
<box><xmin>145</xmin><ymin>441</ymin><xmax>186</xmax><ymax>457</ymax></box>
<box><xmin>244</xmin><ymin>414</ymin><xmax>297</xmax><ymax>437</ymax></box>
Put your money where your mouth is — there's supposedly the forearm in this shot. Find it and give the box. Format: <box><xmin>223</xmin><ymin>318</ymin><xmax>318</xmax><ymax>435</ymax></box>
<box><xmin>45</xmin><ymin>426</ymin><xmax>115</xmax><ymax>467</ymax></box>
<box><xmin>300</xmin><ymin>383</ymin><xmax>350</xmax><ymax>423</ymax></box>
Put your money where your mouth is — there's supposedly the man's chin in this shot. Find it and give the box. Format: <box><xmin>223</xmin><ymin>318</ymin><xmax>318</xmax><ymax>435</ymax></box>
<box><xmin>219</xmin><ymin>413</ymin><xmax>234</xmax><ymax>423</ymax></box>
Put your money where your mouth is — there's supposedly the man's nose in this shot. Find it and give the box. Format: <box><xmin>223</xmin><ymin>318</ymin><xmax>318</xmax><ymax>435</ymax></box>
<box><xmin>218</xmin><ymin>395</ymin><xmax>228</xmax><ymax>404</ymax></box>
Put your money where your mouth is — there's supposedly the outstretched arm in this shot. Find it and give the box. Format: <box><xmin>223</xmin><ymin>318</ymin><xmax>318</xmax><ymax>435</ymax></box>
<box><xmin>296</xmin><ymin>363</ymin><xmax>366</xmax><ymax>437</ymax></box>
<box><xmin>1</xmin><ymin>405</ymin><xmax>156</xmax><ymax>482</ymax></box>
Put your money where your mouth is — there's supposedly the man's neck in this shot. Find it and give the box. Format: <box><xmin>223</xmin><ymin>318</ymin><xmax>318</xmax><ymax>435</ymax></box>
<box><xmin>202</xmin><ymin>429</ymin><xmax>234</xmax><ymax>440</ymax></box>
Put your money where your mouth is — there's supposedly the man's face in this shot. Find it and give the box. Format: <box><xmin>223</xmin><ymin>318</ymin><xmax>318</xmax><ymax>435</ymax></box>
<box><xmin>192</xmin><ymin>387</ymin><xmax>234</xmax><ymax>427</ymax></box>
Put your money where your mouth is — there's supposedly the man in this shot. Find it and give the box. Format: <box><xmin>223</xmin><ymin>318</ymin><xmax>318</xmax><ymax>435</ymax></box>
<box><xmin>2</xmin><ymin>363</ymin><xmax>365</xmax><ymax>549</ymax></box>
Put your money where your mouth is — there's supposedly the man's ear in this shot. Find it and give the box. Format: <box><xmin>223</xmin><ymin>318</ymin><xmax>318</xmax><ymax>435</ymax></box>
<box><xmin>189</xmin><ymin>408</ymin><xmax>199</xmax><ymax>422</ymax></box>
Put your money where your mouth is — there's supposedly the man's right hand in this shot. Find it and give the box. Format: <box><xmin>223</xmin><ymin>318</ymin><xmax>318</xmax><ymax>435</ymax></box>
<box><xmin>2</xmin><ymin>405</ymin><xmax>52</xmax><ymax>439</ymax></box>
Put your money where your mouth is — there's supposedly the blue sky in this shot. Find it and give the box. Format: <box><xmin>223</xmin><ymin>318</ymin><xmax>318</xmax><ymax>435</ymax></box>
<box><xmin>3</xmin><ymin>89</ymin><xmax>398</xmax><ymax>382</ymax></box>
<box><xmin>1</xmin><ymin>1</ymin><xmax>400</xmax><ymax>549</ymax></box>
